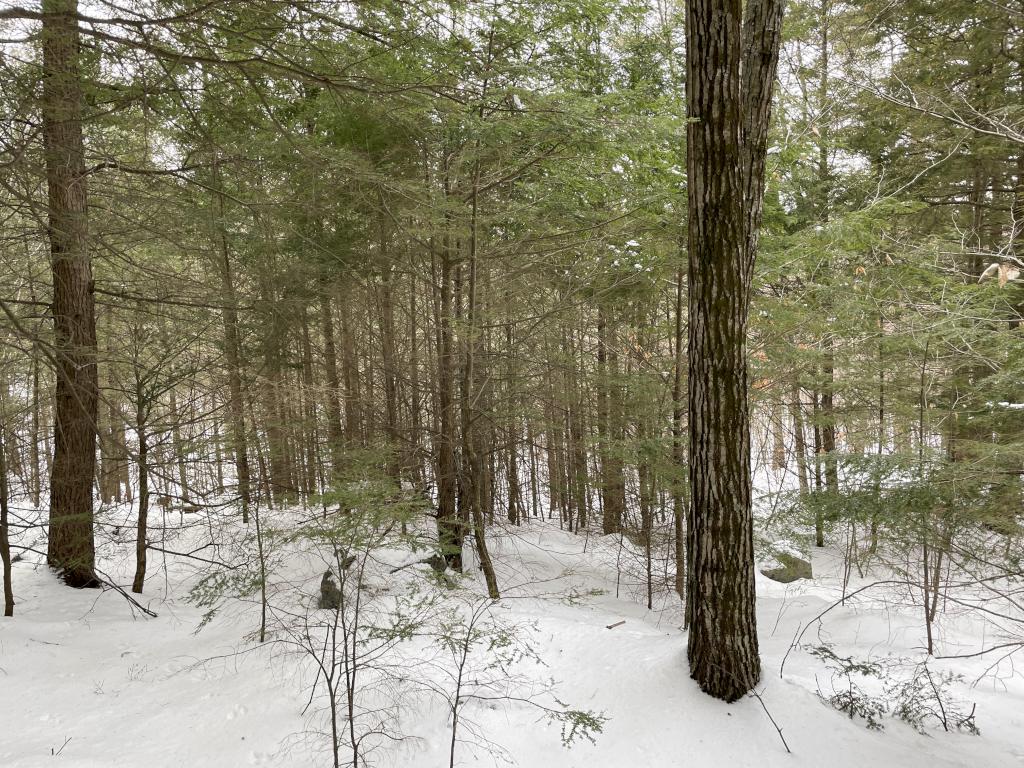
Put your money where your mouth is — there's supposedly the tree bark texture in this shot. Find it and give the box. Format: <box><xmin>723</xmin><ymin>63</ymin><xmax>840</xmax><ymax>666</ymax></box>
<box><xmin>685</xmin><ymin>0</ymin><xmax>784</xmax><ymax>702</ymax></box>
<box><xmin>43</xmin><ymin>0</ymin><xmax>99</xmax><ymax>588</ymax></box>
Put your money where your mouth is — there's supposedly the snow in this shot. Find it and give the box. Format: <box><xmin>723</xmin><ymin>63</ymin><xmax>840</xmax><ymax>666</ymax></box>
<box><xmin>2</xmin><ymin>508</ymin><xmax>1023</xmax><ymax>767</ymax></box>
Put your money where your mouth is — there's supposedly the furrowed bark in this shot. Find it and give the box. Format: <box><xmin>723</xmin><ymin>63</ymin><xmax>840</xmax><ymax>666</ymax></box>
<box><xmin>43</xmin><ymin>0</ymin><xmax>99</xmax><ymax>588</ymax></box>
<box><xmin>685</xmin><ymin>0</ymin><xmax>784</xmax><ymax>702</ymax></box>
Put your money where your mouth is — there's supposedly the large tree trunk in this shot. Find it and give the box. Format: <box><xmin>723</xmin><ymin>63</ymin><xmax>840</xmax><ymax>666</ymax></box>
<box><xmin>685</xmin><ymin>0</ymin><xmax>783</xmax><ymax>702</ymax></box>
<box><xmin>43</xmin><ymin>0</ymin><xmax>98</xmax><ymax>588</ymax></box>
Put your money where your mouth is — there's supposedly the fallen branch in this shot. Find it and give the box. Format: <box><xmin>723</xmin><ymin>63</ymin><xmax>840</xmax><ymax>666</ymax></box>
<box><xmin>146</xmin><ymin>543</ymin><xmax>240</xmax><ymax>570</ymax></box>
<box><xmin>935</xmin><ymin>641</ymin><xmax>1024</xmax><ymax>661</ymax></box>
<box><xmin>93</xmin><ymin>567</ymin><xmax>158</xmax><ymax>618</ymax></box>
<box><xmin>52</xmin><ymin>737</ymin><xmax>71</xmax><ymax>757</ymax></box>
<box><xmin>749</xmin><ymin>687</ymin><xmax>791</xmax><ymax>754</ymax></box>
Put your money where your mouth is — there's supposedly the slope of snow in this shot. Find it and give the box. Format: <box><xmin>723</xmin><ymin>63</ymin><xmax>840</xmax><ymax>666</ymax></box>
<box><xmin>2</xmin><ymin>511</ymin><xmax>1022</xmax><ymax>767</ymax></box>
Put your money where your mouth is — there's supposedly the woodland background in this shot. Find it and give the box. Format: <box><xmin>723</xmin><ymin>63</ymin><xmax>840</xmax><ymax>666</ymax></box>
<box><xmin>2</xmin><ymin>1</ymin><xmax>1024</xmax><ymax>765</ymax></box>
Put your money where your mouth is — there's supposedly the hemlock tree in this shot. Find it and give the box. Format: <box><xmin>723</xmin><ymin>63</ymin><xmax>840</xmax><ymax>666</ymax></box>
<box><xmin>685</xmin><ymin>0</ymin><xmax>784</xmax><ymax>702</ymax></box>
<box><xmin>41</xmin><ymin>0</ymin><xmax>98</xmax><ymax>588</ymax></box>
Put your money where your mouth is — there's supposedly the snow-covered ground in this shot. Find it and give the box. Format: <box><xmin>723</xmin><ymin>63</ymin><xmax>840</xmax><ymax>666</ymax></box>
<box><xmin>2</xmin><ymin>508</ymin><xmax>1023</xmax><ymax>767</ymax></box>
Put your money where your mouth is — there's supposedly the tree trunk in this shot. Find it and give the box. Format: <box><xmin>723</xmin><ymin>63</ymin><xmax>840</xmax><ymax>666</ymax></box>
<box><xmin>29</xmin><ymin>343</ymin><xmax>42</xmax><ymax>508</ymax></box>
<box><xmin>527</xmin><ymin>416</ymin><xmax>540</xmax><ymax>519</ymax></box>
<box><xmin>300</xmin><ymin>307</ymin><xmax>319</xmax><ymax>497</ymax></box>
<box><xmin>436</xmin><ymin>237</ymin><xmax>462</xmax><ymax>571</ymax></box>
<box><xmin>110</xmin><ymin>398</ymin><xmax>128</xmax><ymax>504</ymax></box>
<box><xmin>771</xmin><ymin>399</ymin><xmax>786</xmax><ymax>470</ymax></box>
<box><xmin>98</xmin><ymin>311</ymin><xmax>118</xmax><ymax>505</ymax></box>
<box><xmin>212</xmin><ymin>415</ymin><xmax>225</xmax><ymax>493</ymax></box>
<box><xmin>212</xmin><ymin>155</ymin><xmax>251</xmax><ymax>522</ymax></box>
<box><xmin>672</xmin><ymin>266</ymin><xmax>687</xmax><ymax>605</ymax></box>
<box><xmin>685</xmin><ymin>0</ymin><xmax>783</xmax><ymax>702</ymax></box>
<box><xmin>597</xmin><ymin>307</ymin><xmax>626</xmax><ymax>534</ymax></box>
<box><xmin>262</xmin><ymin>294</ymin><xmax>296</xmax><ymax>505</ymax></box>
<box><xmin>339</xmin><ymin>293</ymin><xmax>362</xmax><ymax>448</ymax></box>
<box><xmin>790</xmin><ymin>384</ymin><xmax>810</xmax><ymax>496</ymax></box>
<box><xmin>820</xmin><ymin>358</ymin><xmax>839</xmax><ymax>492</ymax></box>
<box><xmin>408</xmin><ymin>273</ymin><xmax>425</xmax><ymax>488</ymax></box>
<box><xmin>169</xmin><ymin>389</ymin><xmax>191</xmax><ymax>505</ymax></box>
<box><xmin>816</xmin><ymin>6</ymin><xmax>839</xmax><ymax>495</ymax></box>
<box><xmin>43</xmin><ymin>0</ymin><xmax>99</xmax><ymax>588</ymax></box>
<box><xmin>638</xmin><ymin>421</ymin><xmax>655</xmax><ymax>611</ymax></box>
<box><xmin>379</xmin><ymin>264</ymin><xmax>401</xmax><ymax>482</ymax></box>
<box><xmin>321</xmin><ymin>289</ymin><xmax>345</xmax><ymax>480</ymax></box>
<box><xmin>132</xmin><ymin>423</ymin><xmax>149</xmax><ymax>594</ymax></box>
<box><xmin>1</xmin><ymin>427</ymin><xmax>14</xmax><ymax>615</ymax></box>
<box><xmin>544</xmin><ymin>399</ymin><xmax>563</xmax><ymax>523</ymax></box>
<box><xmin>565</xmin><ymin>325</ymin><xmax>590</xmax><ymax>532</ymax></box>
<box><xmin>460</xmin><ymin>181</ymin><xmax>499</xmax><ymax>597</ymax></box>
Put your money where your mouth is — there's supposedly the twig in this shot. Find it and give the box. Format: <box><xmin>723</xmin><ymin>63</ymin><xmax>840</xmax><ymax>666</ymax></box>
<box><xmin>779</xmin><ymin>622</ymin><xmax>802</xmax><ymax>678</ymax></box>
<box><xmin>748</xmin><ymin>688</ymin><xmax>791</xmax><ymax>754</ymax></box>
<box><xmin>936</xmin><ymin>641</ymin><xmax>1024</xmax><ymax>661</ymax></box>
<box><xmin>93</xmin><ymin>567</ymin><xmax>158</xmax><ymax>618</ymax></box>
<box><xmin>707</xmin><ymin>660</ymin><xmax>793</xmax><ymax>754</ymax></box>
<box><xmin>779</xmin><ymin>580</ymin><xmax>905</xmax><ymax>677</ymax></box>
<box><xmin>146</xmin><ymin>544</ymin><xmax>239</xmax><ymax>570</ymax></box>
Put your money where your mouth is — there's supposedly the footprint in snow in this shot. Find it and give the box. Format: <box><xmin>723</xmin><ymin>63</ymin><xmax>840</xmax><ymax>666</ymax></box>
<box><xmin>227</xmin><ymin>704</ymin><xmax>248</xmax><ymax>721</ymax></box>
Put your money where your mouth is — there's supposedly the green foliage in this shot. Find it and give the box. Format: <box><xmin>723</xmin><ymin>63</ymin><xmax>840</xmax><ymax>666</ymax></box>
<box><xmin>550</xmin><ymin>702</ymin><xmax>608</xmax><ymax>747</ymax></box>
<box><xmin>808</xmin><ymin>644</ymin><xmax>980</xmax><ymax>735</ymax></box>
<box><xmin>187</xmin><ymin>525</ymin><xmax>282</xmax><ymax>631</ymax></box>
<box><xmin>431</xmin><ymin>596</ymin><xmax>607</xmax><ymax>761</ymax></box>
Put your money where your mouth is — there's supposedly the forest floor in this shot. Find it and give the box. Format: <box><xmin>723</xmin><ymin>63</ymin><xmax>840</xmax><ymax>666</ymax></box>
<box><xmin>2</xmin><ymin>506</ymin><xmax>1023</xmax><ymax>767</ymax></box>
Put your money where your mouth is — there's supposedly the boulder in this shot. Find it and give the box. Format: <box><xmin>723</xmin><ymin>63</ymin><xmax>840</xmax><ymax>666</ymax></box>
<box><xmin>760</xmin><ymin>553</ymin><xmax>812</xmax><ymax>583</ymax></box>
